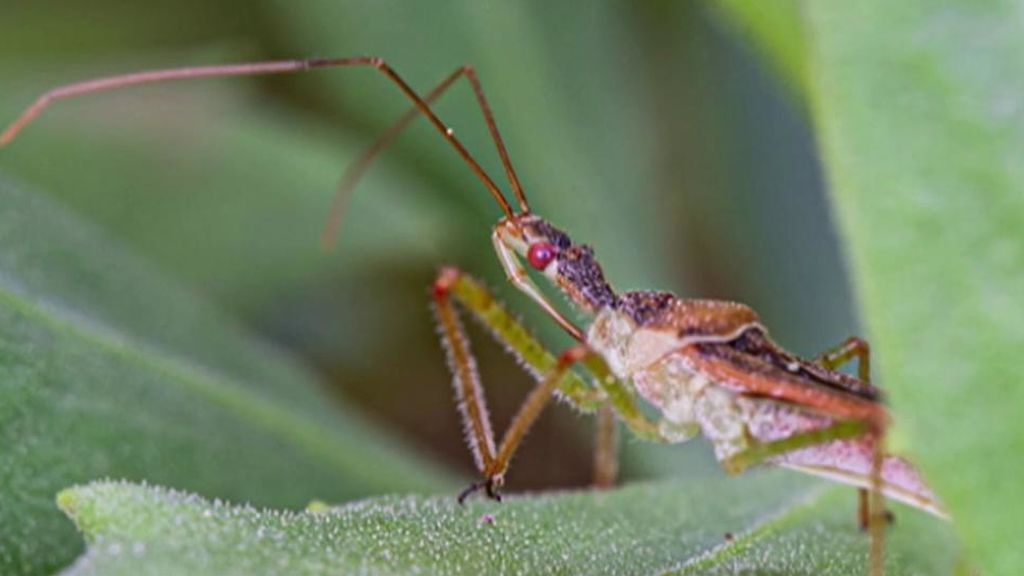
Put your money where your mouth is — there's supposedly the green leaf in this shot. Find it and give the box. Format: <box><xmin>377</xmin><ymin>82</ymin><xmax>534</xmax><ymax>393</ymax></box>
<box><xmin>0</xmin><ymin>174</ymin><xmax>451</xmax><ymax>575</ymax></box>
<box><xmin>0</xmin><ymin>60</ymin><xmax>459</xmax><ymax>319</ymax></box>
<box><xmin>800</xmin><ymin>2</ymin><xmax>1024</xmax><ymax>574</ymax></box>
<box><xmin>58</xmin><ymin>475</ymin><xmax>956</xmax><ymax>576</ymax></box>
<box><xmin>709</xmin><ymin>0</ymin><xmax>808</xmax><ymax>102</ymax></box>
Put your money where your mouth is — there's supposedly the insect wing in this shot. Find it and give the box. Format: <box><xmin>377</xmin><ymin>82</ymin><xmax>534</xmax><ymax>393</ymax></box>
<box><xmin>684</xmin><ymin>338</ymin><xmax>885</xmax><ymax>424</ymax></box>
<box><xmin>680</xmin><ymin>342</ymin><xmax>944</xmax><ymax>517</ymax></box>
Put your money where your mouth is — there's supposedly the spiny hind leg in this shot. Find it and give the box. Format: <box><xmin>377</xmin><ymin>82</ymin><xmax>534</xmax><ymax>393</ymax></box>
<box><xmin>720</xmin><ymin>418</ymin><xmax>889</xmax><ymax>576</ymax></box>
<box><xmin>433</xmin><ymin>269</ymin><xmax>498</xmax><ymax>498</ymax></box>
<box><xmin>814</xmin><ymin>336</ymin><xmax>889</xmax><ymax>574</ymax></box>
<box><xmin>592</xmin><ymin>403</ymin><xmax>619</xmax><ymax>489</ymax></box>
<box><xmin>432</xmin><ymin>267</ymin><xmax>658</xmax><ymax>498</ymax></box>
<box><xmin>721</xmin><ymin>420</ymin><xmax>870</xmax><ymax>475</ymax></box>
<box><xmin>814</xmin><ymin>336</ymin><xmax>892</xmax><ymax>530</ymax></box>
<box><xmin>869</xmin><ymin>427</ymin><xmax>887</xmax><ymax>576</ymax></box>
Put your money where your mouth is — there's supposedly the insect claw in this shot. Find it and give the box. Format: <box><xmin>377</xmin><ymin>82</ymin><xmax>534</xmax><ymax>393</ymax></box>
<box><xmin>485</xmin><ymin>484</ymin><xmax>502</xmax><ymax>502</ymax></box>
<box><xmin>457</xmin><ymin>481</ymin><xmax>485</xmax><ymax>505</ymax></box>
<box><xmin>484</xmin><ymin>475</ymin><xmax>504</xmax><ymax>502</ymax></box>
<box><xmin>456</xmin><ymin>476</ymin><xmax>504</xmax><ymax>504</ymax></box>
<box><xmin>858</xmin><ymin>509</ymin><xmax>896</xmax><ymax>531</ymax></box>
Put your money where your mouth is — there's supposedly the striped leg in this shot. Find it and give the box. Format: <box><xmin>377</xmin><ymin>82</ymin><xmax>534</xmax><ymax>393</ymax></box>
<box><xmin>432</xmin><ymin>267</ymin><xmax>658</xmax><ymax>499</ymax></box>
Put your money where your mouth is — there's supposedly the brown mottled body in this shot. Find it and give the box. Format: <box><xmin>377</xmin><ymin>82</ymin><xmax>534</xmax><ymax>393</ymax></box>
<box><xmin>588</xmin><ymin>297</ymin><xmax>942</xmax><ymax>516</ymax></box>
<box><xmin>495</xmin><ymin>214</ymin><xmax>944</xmax><ymax>521</ymax></box>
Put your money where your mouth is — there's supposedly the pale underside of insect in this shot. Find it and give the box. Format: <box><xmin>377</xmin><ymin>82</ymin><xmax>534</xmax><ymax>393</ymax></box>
<box><xmin>1</xmin><ymin>56</ymin><xmax>948</xmax><ymax>576</ymax></box>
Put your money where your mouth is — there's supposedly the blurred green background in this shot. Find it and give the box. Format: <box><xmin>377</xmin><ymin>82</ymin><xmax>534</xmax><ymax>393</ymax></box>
<box><xmin>0</xmin><ymin>1</ymin><xmax>856</xmax><ymax>491</ymax></box>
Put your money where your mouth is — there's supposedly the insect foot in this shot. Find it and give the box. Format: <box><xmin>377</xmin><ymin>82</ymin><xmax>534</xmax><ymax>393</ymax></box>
<box><xmin>858</xmin><ymin>506</ymin><xmax>897</xmax><ymax>531</ymax></box>
<box><xmin>485</xmin><ymin>475</ymin><xmax>505</xmax><ymax>501</ymax></box>
<box><xmin>456</xmin><ymin>475</ymin><xmax>504</xmax><ymax>505</ymax></box>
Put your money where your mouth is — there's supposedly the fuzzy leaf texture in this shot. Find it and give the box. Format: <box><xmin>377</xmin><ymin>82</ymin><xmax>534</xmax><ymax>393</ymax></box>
<box><xmin>714</xmin><ymin>1</ymin><xmax>1024</xmax><ymax>572</ymax></box>
<box><xmin>58</xmin><ymin>477</ymin><xmax>957</xmax><ymax>576</ymax></box>
<box><xmin>0</xmin><ymin>174</ymin><xmax>450</xmax><ymax>575</ymax></box>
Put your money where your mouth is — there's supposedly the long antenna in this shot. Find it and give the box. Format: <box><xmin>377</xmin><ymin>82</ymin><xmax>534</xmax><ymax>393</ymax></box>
<box><xmin>0</xmin><ymin>57</ymin><xmax>519</xmax><ymax>220</ymax></box>
<box><xmin>321</xmin><ymin>63</ymin><xmax>530</xmax><ymax>249</ymax></box>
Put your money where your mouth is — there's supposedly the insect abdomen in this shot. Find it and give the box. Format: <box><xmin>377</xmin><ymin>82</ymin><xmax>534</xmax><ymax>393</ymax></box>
<box><xmin>634</xmin><ymin>353</ymin><xmax>752</xmax><ymax>458</ymax></box>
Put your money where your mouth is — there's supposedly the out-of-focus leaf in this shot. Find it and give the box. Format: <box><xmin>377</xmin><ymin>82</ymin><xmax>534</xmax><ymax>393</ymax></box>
<box><xmin>0</xmin><ymin>61</ymin><xmax>457</xmax><ymax>318</ymax></box>
<box><xmin>58</xmin><ymin>476</ymin><xmax>955</xmax><ymax>576</ymax></box>
<box><xmin>0</xmin><ymin>174</ymin><xmax>450</xmax><ymax>575</ymax></box>
<box><xmin>801</xmin><ymin>2</ymin><xmax>1024</xmax><ymax>574</ymax></box>
<box><xmin>710</xmin><ymin>0</ymin><xmax>807</xmax><ymax>102</ymax></box>
<box><xmin>0</xmin><ymin>0</ymin><xmax>255</xmax><ymax>58</ymax></box>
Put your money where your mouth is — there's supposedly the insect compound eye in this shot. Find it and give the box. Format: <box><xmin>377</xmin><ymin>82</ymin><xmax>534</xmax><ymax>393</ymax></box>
<box><xmin>526</xmin><ymin>242</ymin><xmax>557</xmax><ymax>270</ymax></box>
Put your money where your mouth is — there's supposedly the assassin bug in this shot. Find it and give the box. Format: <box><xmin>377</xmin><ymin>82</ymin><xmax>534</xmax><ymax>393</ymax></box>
<box><xmin>2</xmin><ymin>57</ymin><xmax>947</xmax><ymax>576</ymax></box>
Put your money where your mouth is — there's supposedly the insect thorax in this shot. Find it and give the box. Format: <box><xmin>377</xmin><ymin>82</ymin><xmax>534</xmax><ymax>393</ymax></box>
<box><xmin>587</xmin><ymin>308</ymin><xmax>673</xmax><ymax>376</ymax></box>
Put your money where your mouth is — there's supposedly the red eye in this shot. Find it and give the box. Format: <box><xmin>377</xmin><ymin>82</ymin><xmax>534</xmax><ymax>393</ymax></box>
<box><xmin>527</xmin><ymin>242</ymin><xmax>557</xmax><ymax>270</ymax></box>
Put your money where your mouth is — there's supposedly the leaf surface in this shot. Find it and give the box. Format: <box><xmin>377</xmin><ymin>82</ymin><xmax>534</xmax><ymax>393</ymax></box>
<box><xmin>0</xmin><ymin>174</ymin><xmax>450</xmax><ymax>575</ymax></box>
<box><xmin>800</xmin><ymin>2</ymin><xmax>1024</xmax><ymax>573</ymax></box>
<box><xmin>58</xmin><ymin>476</ymin><xmax>956</xmax><ymax>576</ymax></box>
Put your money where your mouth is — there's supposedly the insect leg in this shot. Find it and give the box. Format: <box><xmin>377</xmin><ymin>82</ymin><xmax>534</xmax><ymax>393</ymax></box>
<box><xmin>433</xmin><ymin>267</ymin><xmax>590</xmax><ymax>499</ymax></box>
<box><xmin>870</xmin><ymin>428</ymin><xmax>887</xmax><ymax>576</ymax></box>
<box><xmin>436</xmin><ymin>266</ymin><xmax>663</xmax><ymax>434</ymax></box>
<box><xmin>721</xmin><ymin>419</ymin><xmax>869</xmax><ymax>475</ymax></box>
<box><xmin>816</xmin><ymin>336</ymin><xmax>871</xmax><ymax>381</ymax></box>
<box><xmin>433</xmin><ymin>272</ymin><xmax>498</xmax><ymax>484</ymax></box>
<box><xmin>483</xmin><ymin>344</ymin><xmax>594</xmax><ymax>497</ymax></box>
<box><xmin>814</xmin><ymin>337</ymin><xmax>891</xmax><ymax>531</ymax></box>
<box><xmin>787</xmin><ymin>332</ymin><xmax>891</xmax><ymax>576</ymax></box>
<box><xmin>433</xmin><ymin>267</ymin><xmax>661</xmax><ymax>496</ymax></box>
<box><xmin>726</xmin><ymin>419</ymin><xmax>894</xmax><ymax>573</ymax></box>
<box><xmin>592</xmin><ymin>404</ymin><xmax>619</xmax><ymax>489</ymax></box>
<box><xmin>434</xmin><ymin>267</ymin><xmax>601</xmax><ymax>409</ymax></box>
<box><xmin>576</xmin><ymin>352</ymin><xmax>663</xmax><ymax>443</ymax></box>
